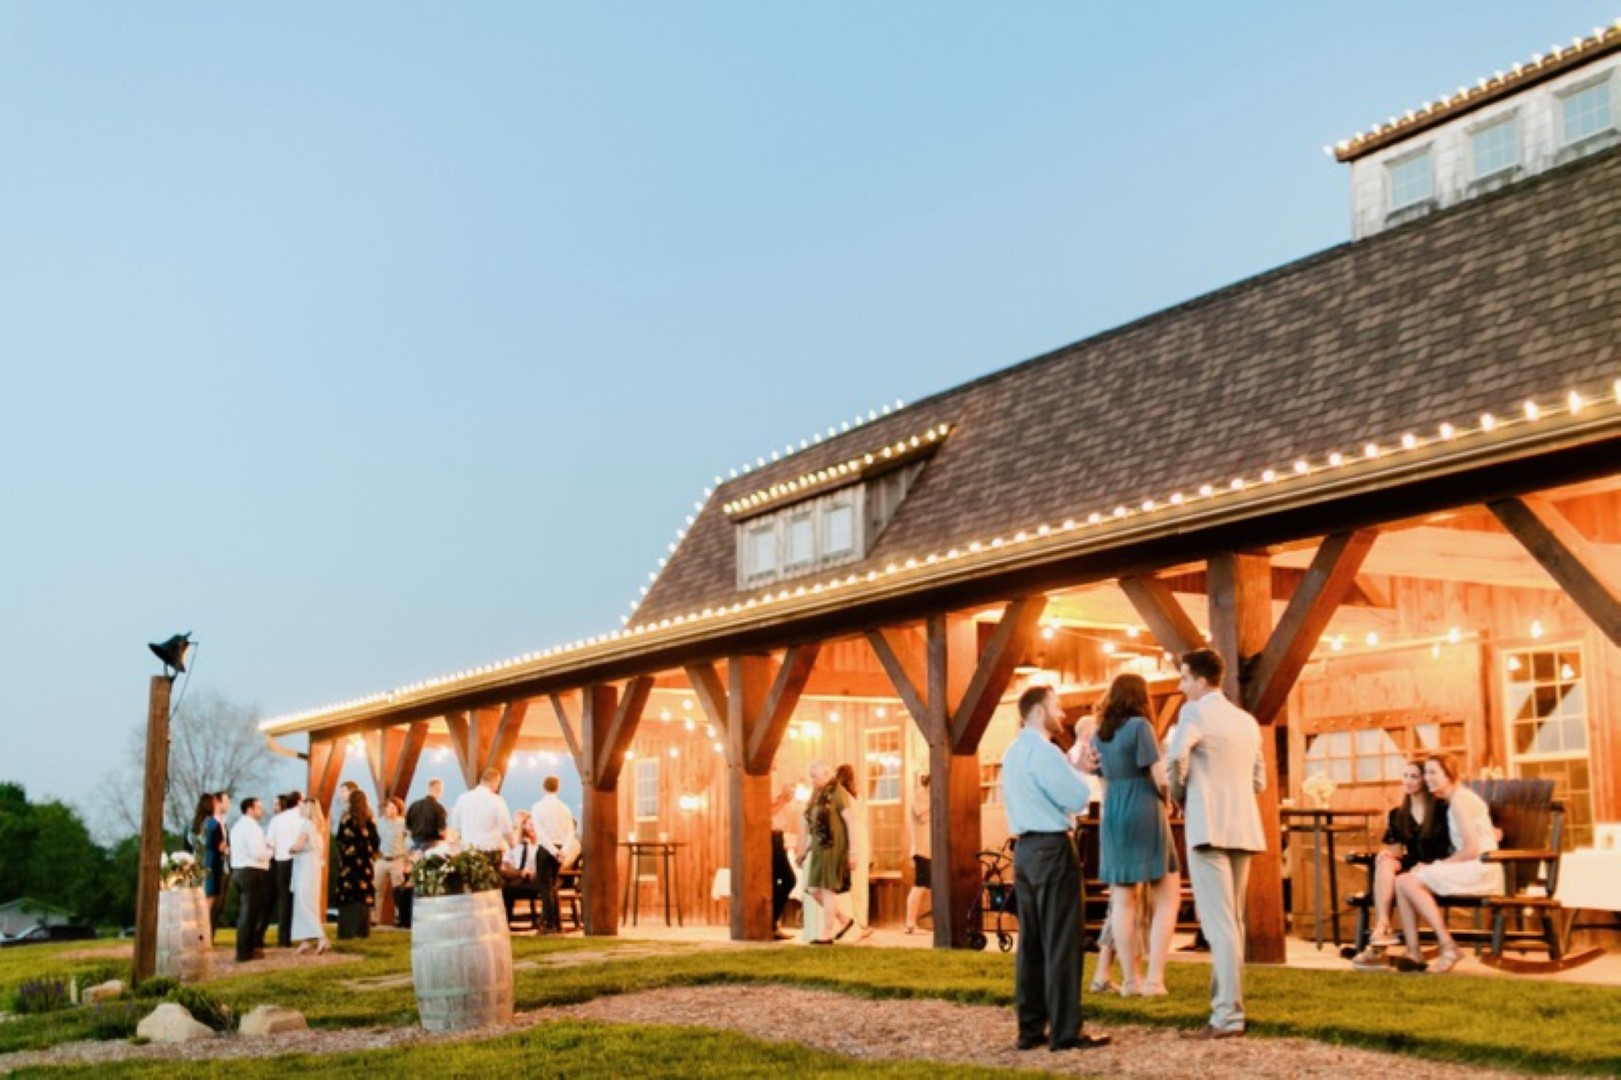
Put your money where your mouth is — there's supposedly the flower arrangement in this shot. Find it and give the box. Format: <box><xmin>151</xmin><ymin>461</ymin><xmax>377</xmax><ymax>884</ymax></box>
<box><xmin>159</xmin><ymin>851</ymin><xmax>205</xmax><ymax>890</ymax></box>
<box><xmin>1301</xmin><ymin>771</ymin><xmax>1337</xmax><ymax>808</ymax></box>
<box><xmin>411</xmin><ymin>849</ymin><xmax>502</xmax><ymax>898</ymax></box>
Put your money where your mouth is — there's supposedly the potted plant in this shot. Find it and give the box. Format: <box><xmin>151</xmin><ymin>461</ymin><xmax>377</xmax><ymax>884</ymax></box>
<box><xmin>409</xmin><ymin>850</ymin><xmax>513</xmax><ymax>1032</ymax></box>
<box><xmin>156</xmin><ymin>852</ymin><xmax>212</xmax><ymax>983</ymax></box>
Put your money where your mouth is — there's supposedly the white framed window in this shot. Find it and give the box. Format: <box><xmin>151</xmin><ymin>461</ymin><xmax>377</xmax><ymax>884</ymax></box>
<box><xmin>863</xmin><ymin>726</ymin><xmax>904</xmax><ymax>873</ymax></box>
<box><xmin>785</xmin><ymin>512</ymin><xmax>815</xmax><ymax>569</ymax></box>
<box><xmin>1470</xmin><ymin>115</ymin><xmax>1518</xmax><ymax>180</ymax></box>
<box><xmin>1502</xmin><ymin>643</ymin><xmax>1594</xmax><ymax>848</ymax></box>
<box><xmin>1387</xmin><ymin>148</ymin><xmax>1434</xmax><ymax>213</ymax></box>
<box><xmin>823</xmin><ymin>496</ymin><xmax>856</xmax><ymax>557</ymax></box>
<box><xmin>744</xmin><ymin>522</ymin><xmax>777</xmax><ymax>583</ymax></box>
<box><xmin>736</xmin><ymin>485</ymin><xmax>868</xmax><ymax>587</ymax></box>
<box><xmin>634</xmin><ymin>758</ymin><xmax>660</xmax><ymax>821</ymax></box>
<box><xmin>1559</xmin><ymin>77</ymin><xmax>1614</xmax><ymax>147</ymax></box>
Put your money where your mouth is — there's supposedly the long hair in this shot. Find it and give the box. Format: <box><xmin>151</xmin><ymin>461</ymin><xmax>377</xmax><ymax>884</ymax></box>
<box><xmin>1400</xmin><ymin>759</ymin><xmax>1434</xmax><ymax>820</ymax></box>
<box><xmin>835</xmin><ymin>763</ymin><xmax>858</xmax><ymax>798</ymax></box>
<box><xmin>302</xmin><ymin>799</ymin><xmax>328</xmax><ymax>857</ymax></box>
<box><xmin>347</xmin><ymin>788</ymin><xmax>374</xmax><ymax>828</ymax></box>
<box><xmin>1097</xmin><ymin>673</ymin><xmax>1152</xmax><ymax>743</ymax></box>
<box><xmin>190</xmin><ymin>793</ymin><xmax>217</xmax><ymax>838</ymax></box>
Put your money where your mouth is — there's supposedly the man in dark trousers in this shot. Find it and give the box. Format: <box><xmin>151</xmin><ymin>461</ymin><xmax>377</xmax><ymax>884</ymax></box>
<box><xmin>264</xmin><ymin>791</ymin><xmax>303</xmax><ymax>947</ymax></box>
<box><xmin>769</xmin><ymin>771</ymin><xmax>796</xmax><ymax>939</ymax></box>
<box><xmin>406</xmin><ymin>777</ymin><xmax>447</xmax><ymax>851</ymax></box>
<box><xmin>1000</xmin><ymin>685</ymin><xmax>1110</xmax><ymax>1052</ymax></box>
<box><xmin>227</xmin><ymin>797</ymin><xmax>272</xmax><ymax>962</ymax></box>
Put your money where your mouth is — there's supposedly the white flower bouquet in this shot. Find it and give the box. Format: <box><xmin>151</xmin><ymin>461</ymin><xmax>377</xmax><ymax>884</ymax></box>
<box><xmin>1301</xmin><ymin>771</ymin><xmax>1337</xmax><ymax>808</ymax></box>
<box><xmin>159</xmin><ymin>850</ymin><xmax>205</xmax><ymax>890</ymax></box>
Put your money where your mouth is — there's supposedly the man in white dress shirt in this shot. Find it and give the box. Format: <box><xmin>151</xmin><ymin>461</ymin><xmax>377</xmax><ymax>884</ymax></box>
<box><xmin>1166</xmin><ymin>648</ymin><xmax>1267</xmax><ymax>1040</ymax></box>
<box><xmin>265</xmin><ymin>791</ymin><xmax>304</xmax><ymax>948</ymax></box>
<box><xmin>530</xmin><ymin>776</ymin><xmax>578</xmax><ymax>933</ymax></box>
<box><xmin>450</xmin><ymin>768</ymin><xmax>514</xmax><ymax>870</ymax></box>
<box><xmin>228</xmin><ymin>797</ymin><xmax>273</xmax><ymax>962</ymax></box>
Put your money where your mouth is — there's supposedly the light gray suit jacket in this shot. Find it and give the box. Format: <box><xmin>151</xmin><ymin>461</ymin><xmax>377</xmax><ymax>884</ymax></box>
<box><xmin>1166</xmin><ymin>692</ymin><xmax>1267</xmax><ymax>852</ymax></box>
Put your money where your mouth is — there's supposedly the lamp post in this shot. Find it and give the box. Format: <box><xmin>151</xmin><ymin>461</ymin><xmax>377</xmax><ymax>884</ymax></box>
<box><xmin>132</xmin><ymin>633</ymin><xmax>192</xmax><ymax>986</ymax></box>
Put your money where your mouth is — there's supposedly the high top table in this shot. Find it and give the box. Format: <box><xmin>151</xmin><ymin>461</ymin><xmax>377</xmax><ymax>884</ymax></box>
<box><xmin>620</xmin><ymin>841</ymin><xmax>686</xmax><ymax>927</ymax></box>
<box><xmin>1280</xmin><ymin>806</ymin><xmax>1380</xmax><ymax>950</ymax></box>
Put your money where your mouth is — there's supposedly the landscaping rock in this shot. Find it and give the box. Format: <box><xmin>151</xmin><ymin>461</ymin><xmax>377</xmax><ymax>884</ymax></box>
<box><xmin>135</xmin><ymin>1002</ymin><xmax>214</xmax><ymax>1043</ymax></box>
<box><xmin>239</xmin><ymin>1005</ymin><xmax>308</xmax><ymax>1037</ymax></box>
<box><xmin>82</xmin><ymin>980</ymin><xmax>125</xmax><ymax>1005</ymax></box>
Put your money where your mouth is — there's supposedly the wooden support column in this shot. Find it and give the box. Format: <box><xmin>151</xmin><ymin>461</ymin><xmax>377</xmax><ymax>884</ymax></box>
<box><xmin>687</xmin><ymin>645</ymin><xmax>819</xmax><ymax>941</ymax></box>
<box><xmin>1490</xmin><ymin>496</ymin><xmax>1621</xmax><ymax>646</ymax></box>
<box><xmin>1208</xmin><ymin>551</ymin><xmax>1286</xmax><ymax>964</ymax></box>
<box><xmin>869</xmin><ymin>596</ymin><xmax>1046</xmax><ymax>948</ymax></box>
<box><xmin>308</xmin><ymin>736</ymin><xmax>345</xmax><ymax>817</ymax></box>
<box><xmin>363</xmin><ymin>722</ymin><xmax>429</xmax><ymax>806</ymax></box>
<box><xmin>445</xmin><ymin>702</ymin><xmax>530</xmax><ymax>791</ymax></box>
<box><xmin>554</xmin><ymin>679</ymin><xmax>651</xmax><ymax>937</ymax></box>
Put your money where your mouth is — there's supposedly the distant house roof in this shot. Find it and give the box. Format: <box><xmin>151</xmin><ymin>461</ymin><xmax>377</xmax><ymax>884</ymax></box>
<box><xmin>0</xmin><ymin>899</ymin><xmax>71</xmax><ymax>914</ymax></box>
<box><xmin>1333</xmin><ymin>19</ymin><xmax>1621</xmax><ymax>162</ymax></box>
<box><xmin>636</xmin><ymin>145</ymin><xmax>1621</xmax><ymax>625</ymax></box>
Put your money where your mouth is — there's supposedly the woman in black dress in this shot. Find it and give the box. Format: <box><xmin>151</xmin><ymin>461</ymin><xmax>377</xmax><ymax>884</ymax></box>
<box><xmin>336</xmin><ymin>788</ymin><xmax>381</xmax><ymax>939</ymax></box>
<box><xmin>1354</xmin><ymin>759</ymin><xmax>1450</xmax><ymax>960</ymax></box>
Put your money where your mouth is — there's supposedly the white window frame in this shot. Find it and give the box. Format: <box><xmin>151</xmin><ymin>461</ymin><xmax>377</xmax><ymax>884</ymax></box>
<box><xmin>1468</xmin><ymin>112</ymin><xmax>1518</xmax><ymax>181</ymax></box>
<box><xmin>1500</xmin><ymin>640</ymin><xmax>1595</xmax><ymax>848</ymax></box>
<box><xmin>633</xmin><ymin>758</ymin><xmax>660</xmax><ymax>822</ymax></box>
<box><xmin>735</xmin><ymin>485</ymin><xmax>868</xmax><ymax>588</ymax></box>
<box><xmin>1557</xmin><ymin>73</ymin><xmax>1615</xmax><ymax>149</ymax></box>
<box><xmin>864</xmin><ymin>726</ymin><xmax>904</xmax><ymax>805</ymax></box>
<box><xmin>1386</xmin><ymin>146</ymin><xmax>1434</xmax><ymax>214</ymax></box>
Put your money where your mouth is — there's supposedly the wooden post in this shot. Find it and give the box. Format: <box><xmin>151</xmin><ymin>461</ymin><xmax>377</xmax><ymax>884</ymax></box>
<box><xmin>1208</xmin><ymin>551</ymin><xmax>1286</xmax><ymax>964</ymax></box>
<box><xmin>132</xmin><ymin>674</ymin><xmax>172</xmax><ymax>986</ymax></box>
<box><xmin>570</xmin><ymin>680</ymin><xmax>651</xmax><ymax>936</ymax></box>
<box><xmin>364</xmin><ymin>722</ymin><xmax>429</xmax><ymax>807</ymax></box>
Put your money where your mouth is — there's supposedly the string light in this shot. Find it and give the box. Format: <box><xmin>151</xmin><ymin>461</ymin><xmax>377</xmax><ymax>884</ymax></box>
<box><xmin>260</xmin><ymin>373</ymin><xmax>1620</xmax><ymax>735</ymax></box>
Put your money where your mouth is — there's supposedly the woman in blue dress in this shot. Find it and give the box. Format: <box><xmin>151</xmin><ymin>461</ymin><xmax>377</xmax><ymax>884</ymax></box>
<box><xmin>1091</xmin><ymin>673</ymin><xmax>1180</xmax><ymax>996</ymax></box>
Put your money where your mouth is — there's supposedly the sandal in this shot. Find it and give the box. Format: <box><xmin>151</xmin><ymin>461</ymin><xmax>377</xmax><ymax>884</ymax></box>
<box><xmin>1138</xmin><ymin>983</ymin><xmax>1168</xmax><ymax>996</ymax></box>
<box><xmin>1087</xmin><ymin>978</ymin><xmax>1116</xmax><ymax>994</ymax></box>
<box><xmin>834</xmin><ymin>917</ymin><xmax>855</xmax><ymax>941</ymax></box>
<box><xmin>1429</xmin><ymin>949</ymin><xmax>1460</xmax><ymax>974</ymax></box>
<box><xmin>1369</xmin><ymin>925</ymin><xmax>1399</xmax><ymax>947</ymax></box>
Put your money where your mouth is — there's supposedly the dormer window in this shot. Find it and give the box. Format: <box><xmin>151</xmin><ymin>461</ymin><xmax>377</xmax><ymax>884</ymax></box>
<box><xmin>1470</xmin><ymin>115</ymin><xmax>1518</xmax><ymax>180</ymax></box>
<box><xmin>1387</xmin><ymin>147</ymin><xmax>1434</xmax><ymax>214</ymax></box>
<box><xmin>1559</xmin><ymin>76</ymin><xmax>1614</xmax><ymax>148</ymax></box>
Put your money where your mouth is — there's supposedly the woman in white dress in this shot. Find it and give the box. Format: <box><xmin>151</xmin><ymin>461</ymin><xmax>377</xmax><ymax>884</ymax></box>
<box><xmin>290</xmin><ymin>800</ymin><xmax>331</xmax><ymax>955</ymax></box>
<box><xmin>1392</xmin><ymin>753</ymin><xmax>1504</xmax><ymax>973</ymax></box>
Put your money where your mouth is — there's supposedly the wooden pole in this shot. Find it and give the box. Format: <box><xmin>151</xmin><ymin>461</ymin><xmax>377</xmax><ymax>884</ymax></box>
<box><xmin>132</xmin><ymin>674</ymin><xmax>172</xmax><ymax>986</ymax></box>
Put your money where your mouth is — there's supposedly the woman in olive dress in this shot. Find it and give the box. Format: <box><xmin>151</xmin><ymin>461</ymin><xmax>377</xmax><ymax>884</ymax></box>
<box><xmin>1091</xmin><ymin>673</ymin><xmax>1180</xmax><ymax>995</ymax></box>
<box><xmin>795</xmin><ymin>761</ymin><xmax>857</xmax><ymax>944</ymax></box>
<box><xmin>335</xmin><ymin>788</ymin><xmax>381</xmax><ymax>939</ymax></box>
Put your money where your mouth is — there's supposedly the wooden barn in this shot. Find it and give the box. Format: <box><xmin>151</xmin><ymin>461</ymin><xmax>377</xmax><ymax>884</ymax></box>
<box><xmin>262</xmin><ymin>27</ymin><xmax>1621</xmax><ymax>958</ymax></box>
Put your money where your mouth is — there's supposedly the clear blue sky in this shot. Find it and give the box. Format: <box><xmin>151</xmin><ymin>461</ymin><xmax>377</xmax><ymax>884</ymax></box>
<box><xmin>3</xmin><ymin>3</ymin><xmax>1615</xmax><ymax>819</ymax></box>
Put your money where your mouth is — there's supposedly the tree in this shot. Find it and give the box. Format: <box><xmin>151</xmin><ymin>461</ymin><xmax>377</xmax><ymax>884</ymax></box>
<box><xmin>97</xmin><ymin>690</ymin><xmax>277</xmax><ymax>843</ymax></box>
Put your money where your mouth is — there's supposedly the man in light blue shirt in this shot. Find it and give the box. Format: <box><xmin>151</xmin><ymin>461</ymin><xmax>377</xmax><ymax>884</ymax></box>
<box><xmin>1001</xmin><ymin>685</ymin><xmax>1110</xmax><ymax>1052</ymax></box>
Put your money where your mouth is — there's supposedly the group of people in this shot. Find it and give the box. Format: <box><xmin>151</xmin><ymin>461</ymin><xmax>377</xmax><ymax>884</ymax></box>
<box><xmin>1000</xmin><ymin>645</ymin><xmax>1509</xmax><ymax>1053</ymax></box>
<box><xmin>187</xmin><ymin>767</ymin><xmax>580</xmax><ymax>961</ymax></box>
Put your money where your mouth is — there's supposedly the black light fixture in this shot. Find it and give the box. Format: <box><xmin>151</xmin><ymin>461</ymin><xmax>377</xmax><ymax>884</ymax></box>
<box><xmin>148</xmin><ymin>632</ymin><xmax>194</xmax><ymax>676</ymax></box>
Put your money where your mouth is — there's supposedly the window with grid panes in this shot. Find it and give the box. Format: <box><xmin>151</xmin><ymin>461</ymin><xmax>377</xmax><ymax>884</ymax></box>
<box><xmin>634</xmin><ymin>758</ymin><xmax>660</xmax><ymax>821</ymax></box>
<box><xmin>1387</xmin><ymin>149</ymin><xmax>1433</xmax><ymax>212</ymax></box>
<box><xmin>863</xmin><ymin>727</ymin><xmax>904</xmax><ymax>873</ymax></box>
<box><xmin>1560</xmin><ymin>79</ymin><xmax>1613</xmax><ymax>146</ymax></box>
<box><xmin>1471</xmin><ymin>116</ymin><xmax>1517</xmax><ymax>179</ymax></box>
<box><xmin>1503</xmin><ymin>644</ymin><xmax>1595</xmax><ymax>848</ymax></box>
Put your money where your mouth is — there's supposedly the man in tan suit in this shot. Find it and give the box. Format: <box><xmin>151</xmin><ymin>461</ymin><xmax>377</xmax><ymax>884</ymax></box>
<box><xmin>1166</xmin><ymin>648</ymin><xmax>1266</xmax><ymax>1039</ymax></box>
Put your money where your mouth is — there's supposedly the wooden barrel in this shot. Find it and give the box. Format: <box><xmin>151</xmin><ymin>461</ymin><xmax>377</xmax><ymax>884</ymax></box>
<box><xmin>156</xmin><ymin>887</ymin><xmax>213</xmax><ymax>983</ymax></box>
<box><xmin>411</xmin><ymin>890</ymin><xmax>513</xmax><ymax>1032</ymax></box>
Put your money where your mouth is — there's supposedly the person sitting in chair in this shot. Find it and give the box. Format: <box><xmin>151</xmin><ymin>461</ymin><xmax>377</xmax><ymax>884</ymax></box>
<box><xmin>1390</xmin><ymin>754</ymin><xmax>1503</xmax><ymax>974</ymax></box>
<box><xmin>500</xmin><ymin>813</ymin><xmax>542</xmax><ymax>922</ymax></box>
<box><xmin>1352</xmin><ymin>760</ymin><xmax>1451</xmax><ymax>966</ymax></box>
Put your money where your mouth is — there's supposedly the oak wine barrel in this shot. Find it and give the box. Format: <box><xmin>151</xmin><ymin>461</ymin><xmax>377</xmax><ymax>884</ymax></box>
<box><xmin>411</xmin><ymin>890</ymin><xmax>513</xmax><ymax>1032</ymax></box>
<box><xmin>155</xmin><ymin>886</ymin><xmax>213</xmax><ymax>983</ymax></box>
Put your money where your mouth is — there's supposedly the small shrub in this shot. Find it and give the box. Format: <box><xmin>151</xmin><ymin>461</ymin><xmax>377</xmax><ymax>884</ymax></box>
<box><xmin>85</xmin><ymin>1001</ymin><xmax>144</xmax><ymax>1041</ymax></box>
<box><xmin>132</xmin><ymin>976</ymin><xmax>179</xmax><ymax>1000</ymax></box>
<box><xmin>12</xmin><ymin>978</ymin><xmax>70</xmax><ymax>1015</ymax></box>
<box><xmin>165</xmin><ymin>986</ymin><xmax>235</xmax><ymax>1032</ymax></box>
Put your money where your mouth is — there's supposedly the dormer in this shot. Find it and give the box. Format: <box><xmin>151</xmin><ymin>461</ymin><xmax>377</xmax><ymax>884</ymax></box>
<box><xmin>1337</xmin><ymin>21</ymin><xmax>1621</xmax><ymax>239</ymax></box>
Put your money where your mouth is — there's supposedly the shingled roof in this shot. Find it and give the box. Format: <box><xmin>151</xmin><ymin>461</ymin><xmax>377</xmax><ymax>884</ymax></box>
<box><xmin>635</xmin><ymin>144</ymin><xmax>1621</xmax><ymax>626</ymax></box>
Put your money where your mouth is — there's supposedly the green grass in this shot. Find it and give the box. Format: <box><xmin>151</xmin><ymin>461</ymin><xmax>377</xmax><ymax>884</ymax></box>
<box><xmin>3</xmin><ymin>932</ymin><xmax>1619</xmax><ymax>1076</ymax></box>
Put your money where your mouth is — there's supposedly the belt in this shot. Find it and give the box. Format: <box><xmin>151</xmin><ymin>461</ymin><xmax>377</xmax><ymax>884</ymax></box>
<box><xmin>1018</xmin><ymin>830</ymin><xmax>1071</xmax><ymax>838</ymax></box>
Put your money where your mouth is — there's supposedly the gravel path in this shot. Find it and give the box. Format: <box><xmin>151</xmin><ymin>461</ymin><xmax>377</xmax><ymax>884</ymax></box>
<box><xmin>0</xmin><ymin>985</ymin><xmax>1547</xmax><ymax>1077</ymax></box>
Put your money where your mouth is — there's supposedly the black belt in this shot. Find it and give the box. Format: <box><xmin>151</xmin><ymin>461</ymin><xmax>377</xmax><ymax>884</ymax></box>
<box><xmin>1018</xmin><ymin>830</ymin><xmax>1070</xmax><ymax>838</ymax></box>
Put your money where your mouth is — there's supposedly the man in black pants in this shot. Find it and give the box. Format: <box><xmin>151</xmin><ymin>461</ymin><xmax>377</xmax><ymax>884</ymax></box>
<box><xmin>1000</xmin><ymin>685</ymin><xmax>1110</xmax><ymax>1052</ymax></box>
<box><xmin>227</xmin><ymin>797</ymin><xmax>272</xmax><ymax>962</ymax></box>
<box><xmin>265</xmin><ymin>791</ymin><xmax>303</xmax><ymax>948</ymax></box>
<box><xmin>769</xmin><ymin>777</ymin><xmax>796</xmax><ymax>939</ymax></box>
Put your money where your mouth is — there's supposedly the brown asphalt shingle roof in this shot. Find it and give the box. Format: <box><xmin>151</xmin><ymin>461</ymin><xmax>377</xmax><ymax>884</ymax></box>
<box><xmin>635</xmin><ymin>146</ymin><xmax>1621</xmax><ymax>626</ymax></box>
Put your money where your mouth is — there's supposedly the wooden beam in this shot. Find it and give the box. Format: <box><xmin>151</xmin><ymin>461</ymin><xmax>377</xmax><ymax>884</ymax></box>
<box><xmin>950</xmin><ymin>596</ymin><xmax>1047</xmax><ymax>752</ymax></box>
<box><xmin>484</xmin><ymin>700</ymin><xmax>530</xmax><ymax>791</ymax></box>
<box><xmin>443</xmin><ymin>711</ymin><xmax>478</xmax><ymax>789</ymax></box>
<box><xmin>684</xmin><ymin>662</ymin><xmax>728</xmax><ymax>733</ymax></box>
<box><xmin>866</xmin><ymin>626</ymin><xmax>934</xmax><ymax>742</ymax></box>
<box><xmin>579</xmin><ymin>684</ymin><xmax>622</xmax><ymax>937</ymax></box>
<box><xmin>748</xmin><ymin>644</ymin><xmax>820</xmax><ymax>772</ymax></box>
<box><xmin>363</xmin><ymin>722</ymin><xmax>429</xmax><ymax>806</ymax></box>
<box><xmin>594</xmin><ymin>676</ymin><xmax>652</xmax><ymax>789</ymax></box>
<box><xmin>1120</xmin><ymin>575</ymin><xmax>1206</xmax><ymax>658</ymax></box>
<box><xmin>728</xmin><ymin>655</ymin><xmax>774</xmax><ymax>941</ymax></box>
<box><xmin>1207</xmin><ymin>551</ymin><xmax>1286</xmax><ymax>965</ymax></box>
<box><xmin>1246</xmin><ymin>531</ymin><xmax>1377</xmax><ymax>723</ymax></box>
<box><xmin>548</xmin><ymin>692</ymin><xmax>585</xmax><ymax>776</ymax></box>
<box><xmin>308</xmin><ymin>737</ymin><xmax>345</xmax><ymax>817</ymax></box>
<box><xmin>1490</xmin><ymin>496</ymin><xmax>1621</xmax><ymax>645</ymax></box>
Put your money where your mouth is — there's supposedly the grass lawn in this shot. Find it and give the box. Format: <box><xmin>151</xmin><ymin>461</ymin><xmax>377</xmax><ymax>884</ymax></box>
<box><xmin>3</xmin><ymin>933</ymin><xmax>1619</xmax><ymax>1076</ymax></box>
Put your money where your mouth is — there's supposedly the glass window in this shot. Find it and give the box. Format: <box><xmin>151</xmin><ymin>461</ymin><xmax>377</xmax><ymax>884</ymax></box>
<box><xmin>747</xmin><ymin>523</ymin><xmax>776</xmax><ymax>575</ymax></box>
<box><xmin>1562</xmin><ymin>81</ymin><xmax>1613</xmax><ymax>146</ymax></box>
<box><xmin>1471</xmin><ymin>117</ymin><xmax>1517</xmax><ymax>178</ymax></box>
<box><xmin>634</xmin><ymin>758</ymin><xmax>659</xmax><ymax>820</ymax></box>
<box><xmin>1503</xmin><ymin>644</ymin><xmax>1594</xmax><ymax>847</ymax></box>
<box><xmin>1388</xmin><ymin>149</ymin><xmax>1433</xmax><ymax>211</ymax></box>
<box><xmin>786</xmin><ymin>514</ymin><xmax>815</xmax><ymax>567</ymax></box>
<box><xmin>824</xmin><ymin>501</ymin><xmax>856</xmax><ymax>555</ymax></box>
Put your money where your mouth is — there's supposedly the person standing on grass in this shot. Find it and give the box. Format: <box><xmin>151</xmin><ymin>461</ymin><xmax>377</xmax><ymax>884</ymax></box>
<box><xmin>289</xmin><ymin>800</ymin><xmax>331</xmax><ymax>955</ymax></box>
<box><xmin>1001</xmin><ymin>684</ymin><xmax>1110</xmax><ymax>1052</ymax></box>
<box><xmin>904</xmin><ymin>772</ymin><xmax>931</xmax><ymax>935</ymax></box>
<box><xmin>336</xmin><ymin>788</ymin><xmax>381</xmax><ymax>938</ymax></box>
<box><xmin>407</xmin><ymin>777</ymin><xmax>448</xmax><ymax>851</ymax></box>
<box><xmin>374</xmin><ymin>795</ymin><xmax>408</xmax><ymax>927</ymax></box>
<box><xmin>796</xmin><ymin>761</ymin><xmax>856</xmax><ymax>944</ymax></box>
<box><xmin>451</xmin><ymin>768</ymin><xmax>515</xmax><ymax>874</ymax></box>
<box><xmin>228</xmin><ymin>797</ymin><xmax>272</xmax><ymax>962</ymax></box>
<box><xmin>1166</xmin><ymin>648</ymin><xmax>1266</xmax><ymax>1040</ymax></box>
<box><xmin>266</xmin><ymin>791</ymin><xmax>304</xmax><ymax>948</ymax></box>
<box><xmin>531</xmin><ymin>776</ymin><xmax>577</xmax><ymax>934</ymax></box>
<box><xmin>834</xmin><ymin>763</ymin><xmax>873</xmax><ymax>941</ymax></box>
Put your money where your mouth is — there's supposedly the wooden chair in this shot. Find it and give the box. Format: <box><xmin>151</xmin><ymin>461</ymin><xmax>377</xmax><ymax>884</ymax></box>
<box><xmin>1345</xmin><ymin>778</ymin><xmax>1601</xmax><ymax>972</ymax></box>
